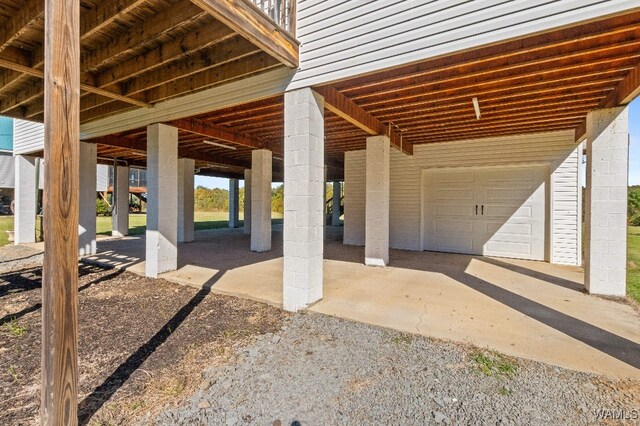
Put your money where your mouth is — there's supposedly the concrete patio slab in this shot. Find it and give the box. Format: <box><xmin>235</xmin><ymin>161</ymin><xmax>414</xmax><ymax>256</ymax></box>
<box><xmin>86</xmin><ymin>226</ymin><xmax>640</xmax><ymax>379</ymax></box>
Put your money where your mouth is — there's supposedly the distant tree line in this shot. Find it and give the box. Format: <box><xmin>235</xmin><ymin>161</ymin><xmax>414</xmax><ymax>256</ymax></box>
<box><xmin>194</xmin><ymin>183</ymin><xmax>336</xmax><ymax>214</ymax></box>
<box><xmin>630</xmin><ymin>185</ymin><xmax>640</xmax><ymax>226</ymax></box>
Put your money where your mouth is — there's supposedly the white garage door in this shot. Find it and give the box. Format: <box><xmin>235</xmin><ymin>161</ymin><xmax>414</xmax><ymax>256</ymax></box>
<box><xmin>422</xmin><ymin>165</ymin><xmax>547</xmax><ymax>260</ymax></box>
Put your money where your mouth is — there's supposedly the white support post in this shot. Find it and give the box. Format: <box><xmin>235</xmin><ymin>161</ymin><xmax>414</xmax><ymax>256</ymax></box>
<box><xmin>229</xmin><ymin>177</ymin><xmax>240</xmax><ymax>228</ymax></box>
<box><xmin>146</xmin><ymin>123</ymin><xmax>179</xmax><ymax>277</ymax></box>
<box><xmin>365</xmin><ymin>135</ymin><xmax>390</xmax><ymax>267</ymax></box>
<box><xmin>14</xmin><ymin>155</ymin><xmax>37</xmax><ymax>244</ymax></box>
<box><xmin>283</xmin><ymin>88</ymin><xmax>325</xmax><ymax>311</ymax></box>
<box><xmin>112</xmin><ymin>165</ymin><xmax>129</xmax><ymax>237</ymax></box>
<box><xmin>178</xmin><ymin>158</ymin><xmax>195</xmax><ymax>243</ymax></box>
<box><xmin>584</xmin><ymin>107</ymin><xmax>629</xmax><ymax>296</ymax></box>
<box><xmin>79</xmin><ymin>142</ymin><xmax>97</xmax><ymax>256</ymax></box>
<box><xmin>332</xmin><ymin>180</ymin><xmax>341</xmax><ymax>226</ymax></box>
<box><xmin>244</xmin><ymin>169</ymin><xmax>252</xmax><ymax>234</ymax></box>
<box><xmin>251</xmin><ymin>149</ymin><xmax>272</xmax><ymax>251</ymax></box>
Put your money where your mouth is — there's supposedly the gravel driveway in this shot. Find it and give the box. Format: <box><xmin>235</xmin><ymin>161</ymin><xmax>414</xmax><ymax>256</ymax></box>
<box><xmin>153</xmin><ymin>312</ymin><xmax>639</xmax><ymax>425</ymax></box>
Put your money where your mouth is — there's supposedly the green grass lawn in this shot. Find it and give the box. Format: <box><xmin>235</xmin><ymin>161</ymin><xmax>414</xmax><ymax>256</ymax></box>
<box><xmin>627</xmin><ymin>226</ymin><xmax>640</xmax><ymax>303</ymax></box>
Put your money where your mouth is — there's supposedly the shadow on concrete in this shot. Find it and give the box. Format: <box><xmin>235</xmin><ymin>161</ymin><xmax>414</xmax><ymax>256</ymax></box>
<box><xmin>478</xmin><ymin>256</ymin><xmax>585</xmax><ymax>293</ymax></box>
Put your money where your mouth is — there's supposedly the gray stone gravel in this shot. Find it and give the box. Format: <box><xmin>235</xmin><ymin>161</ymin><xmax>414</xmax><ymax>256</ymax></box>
<box><xmin>0</xmin><ymin>244</ymin><xmax>43</xmax><ymax>272</ymax></box>
<box><xmin>152</xmin><ymin>312</ymin><xmax>639</xmax><ymax>425</ymax></box>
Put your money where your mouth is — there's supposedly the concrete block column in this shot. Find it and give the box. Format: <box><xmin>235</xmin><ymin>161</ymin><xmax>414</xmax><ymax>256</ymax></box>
<box><xmin>178</xmin><ymin>158</ymin><xmax>195</xmax><ymax>243</ymax></box>
<box><xmin>251</xmin><ymin>149</ymin><xmax>272</xmax><ymax>252</ymax></box>
<box><xmin>79</xmin><ymin>142</ymin><xmax>97</xmax><ymax>256</ymax></box>
<box><xmin>283</xmin><ymin>88</ymin><xmax>325</xmax><ymax>311</ymax></box>
<box><xmin>146</xmin><ymin>123</ymin><xmax>179</xmax><ymax>278</ymax></box>
<box><xmin>332</xmin><ymin>180</ymin><xmax>341</xmax><ymax>226</ymax></box>
<box><xmin>112</xmin><ymin>165</ymin><xmax>129</xmax><ymax>237</ymax></box>
<box><xmin>244</xmin><ymin>169</ymin><xmax>252</xmax><ymax>235</ymax></box>
<box><xmin>14</xmin><ymin>155</ymin><xmax>37</xmax><ymax>244</ymax></box>
<box><xmin>584</xmin><ymin>106</ymin><xmax>629</xmax><ymax>296</ymax></box>
<box><xmin>365</xmin><ymin>135</ymin><xmax>390</xmax><ymax>267</ymax></box>
<box><xmin>229</xmin><ymin>178</ymin><xmax>240</xmax><ymax>228</ymax></box>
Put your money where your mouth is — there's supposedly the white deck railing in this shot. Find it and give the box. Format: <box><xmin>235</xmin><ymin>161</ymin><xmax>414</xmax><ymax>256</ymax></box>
<box><xmin>251</xmin><ymin>0</ymin><xmax>296</xmax><ymax>36</ymax></box>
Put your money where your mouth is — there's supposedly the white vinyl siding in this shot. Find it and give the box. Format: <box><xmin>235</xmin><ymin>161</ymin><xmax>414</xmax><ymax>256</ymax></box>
<box><xmin>345</xmin><ymin>130</ymin><xmax>582</xmax><ymax>265</ymax></box>
<box><xmin>0</xmin><ymin>152</ymin><xmax>14</xmax><ymax>188</ymax></box>
<box><xmin>291</xmin><ymin>0</ymin><xmax>640</xmax><ymax>89</ymax></box>
<box><xmin>343</xmin><ymin>150</ymin><xmax>366</xmax><ymax>245</ymax></box>
<box><xmin>13</xmin><ymin>119</ymin><xmax>44</xmax><ymax>155</ymax></box>
<box><xmin>551</xmin><ymin>144</ymin><xmax>582</xmax><ymax>266</ymax></box>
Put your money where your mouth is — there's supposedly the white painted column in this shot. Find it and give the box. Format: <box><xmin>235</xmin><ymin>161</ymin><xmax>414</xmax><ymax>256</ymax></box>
<box><xmin>243</xmin><ymin>169</ymin><xmax>251</xmax><ymax>235</ymax></box>
<box><xmin>332</xmin><ymin>180</ymin><xmax>341</xmax><ymax>226</ymax></box>
<box><xmin>251</xmin><ymin>149</ymin><xmax>271</xmax><ymax>252</ymax></box>
<box><xmin>146</xmin><ymin>123</ymin><xmax>178</xmax><ymax>278</ymax></box>
<box><xmin>14</xmin><ymin>155</ymin><xmax>37</xmax><ymax>244</ymax></box>
<box><xmin>584</xmin><ymin>106</ymin><xmax>629</xmax><ymax>296</ymax></box>
<box><xmin>112</xmin><ymin>165</ymin><xmax>129</xmax><ymax>237</ymax></box>
<box><xmin>178</xmin><ymin>158</ymin><xmax>195</xmax><ymax>243</ymax></box>
<box><xmin>283</xmin><ymin>88</ymin><xmax>325</xmax><ymax>311</ymax></box>
<box><xmin>365</xmin><ymin>135</ymin><xmax>390</xmax><ymax>267</ymax></box>
<box><xmin>79</xmin><ymin>142</ymin><xmax>97</xmax><ymax>256</ymax></box>
<box><xmin>229</xmin><ymin>178</ymin><xmax>240</xmax><ymax>228</ymax></box>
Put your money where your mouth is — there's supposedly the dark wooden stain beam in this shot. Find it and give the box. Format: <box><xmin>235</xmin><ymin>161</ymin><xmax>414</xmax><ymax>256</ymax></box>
<box><xmin>42</xmin><ymin>0</ymin><xmax>80</xmax><ymax>423</ymax></box>
<box><xmin>314</xmin><ymin>86</ymin><xmax>413</xmax><ymax>155</ymax></box>
<box><xmin>191</xmin><ymin>0</ymin><xmax>299</xmax><ymax>68</ymax></box>
<box><xmin>575</xmin><ymin>61</ymin><xmax>640</xmax><ymax>141</ymax></box>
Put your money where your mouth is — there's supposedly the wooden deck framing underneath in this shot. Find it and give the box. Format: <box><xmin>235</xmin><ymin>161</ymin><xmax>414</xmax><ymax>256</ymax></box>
<box><xmin>80</xmin><ymin>10</ymin><xmax>640</xmax><ymax>179</ymax></box>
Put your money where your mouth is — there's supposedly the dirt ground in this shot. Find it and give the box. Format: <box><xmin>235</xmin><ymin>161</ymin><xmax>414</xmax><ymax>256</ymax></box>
<box><xmin>0</xmin><ymin>263</ymin><xmax>288</xmax><ymax>425</ymax></box>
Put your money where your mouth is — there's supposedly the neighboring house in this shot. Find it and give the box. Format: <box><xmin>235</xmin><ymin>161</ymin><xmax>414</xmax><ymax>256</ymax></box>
<box><xmin>1</xmin><ymin>118</ymin><xmax>108</xmax><ymax>217</ymax></box>
<box><xmin>2</xmin><ymin>1</ymin><xmax>638</xmax><ymax>307</ymax></box>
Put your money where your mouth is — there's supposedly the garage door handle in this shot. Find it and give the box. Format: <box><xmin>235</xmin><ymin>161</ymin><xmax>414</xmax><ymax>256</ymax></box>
<box><xmin>475</xmin><ymin>205</ymin><xmax>478</xmax><ymax>215</ymax></box>
<box><xmin>481</xmin><ymin>205</ymin><xmax>484</xmax><ymax>215</ymax></box>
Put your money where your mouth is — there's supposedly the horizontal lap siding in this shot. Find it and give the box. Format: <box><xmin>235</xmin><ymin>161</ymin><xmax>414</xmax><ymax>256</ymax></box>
<box><xmin>344</xmin><ymin>150</ymin><xmax>366</xmax><ymax>245</ymax></box>
<box><xmin>345</xmin><ymin>130</ymin><xmax>582</xmax><ymax>265</ymax></box>
<box><xmin>291</xmin><ymin>0</ymin><xmax>640</xmax><ymax>89</ymax></box>
<box><xmin>552</xmin><ymin>146</ymin><xmax>581</xmax><ymax>265</ymax></box>
<box><xmin>0</xmin><ymin>153</ymin><xmax>14</xmax><ymax>188</ymax></box>
<box><xmin>13</xmin><ymin>119</ymin><xmax>44</xmax><ymax>155</ymax></box>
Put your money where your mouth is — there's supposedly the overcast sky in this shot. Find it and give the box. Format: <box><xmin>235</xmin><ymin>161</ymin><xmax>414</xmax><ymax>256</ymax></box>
<box><xmin>195</xmin><ymin>97</ymin><xmax>640</xmax><ymax>190</ymax></box>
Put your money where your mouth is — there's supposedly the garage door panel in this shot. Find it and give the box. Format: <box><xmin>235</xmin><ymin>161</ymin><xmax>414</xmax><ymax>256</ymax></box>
<box><xmin>435</xmin><ymin>204</ymin><xmax>475</xmax><ymax>217</ymax></box>
<box><xmin>433</xmin><ymin>187</ymin><xmax>474</xmax><ymax>201</ymax></box>
<box><xmin>423</xmin><ymin>165</ymin><xmax>547</xmax><ymax>261</ymax></box>
<box><xmin>484</xmin><ymin>240</ymin><xmax>533</xmax><ymax>256</ymax></box>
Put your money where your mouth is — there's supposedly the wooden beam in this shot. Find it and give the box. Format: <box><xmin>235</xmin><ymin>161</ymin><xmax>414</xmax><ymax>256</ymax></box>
<box><xmin>88</xmin><ymin>135</ymin><xmax>252</xmax><ymax>169</ymax></box>
<box><xmin>315</xmin><ymin>86</ymin><xmax>412</xmax><ymax>155</ymax></box>
<box><xmin>169</xmin><ymin>117</ymin><xmax>269</xmax><ymax>150</ymax></box>
<box><xmin>42</xmin><ymin>0</ymin><xmax>80</xmax><ymax>423</ymax></box>
<box><xmin>191</xmin><ymin>0</ymin><xmax>299</xmax><ymax>68</ymax></box>
<box><xmin>0</xmin><ymin>58</ymin><xmax>152</xmax><ymax>109</ymax></box>
<box><xmin>575</xmin><ymin>61</ymin><xmax>640</xmax><ymax>141</ymax></box>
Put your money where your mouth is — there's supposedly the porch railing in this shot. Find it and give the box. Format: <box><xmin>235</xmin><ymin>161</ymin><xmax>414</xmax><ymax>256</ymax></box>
<box><xmin>251</xmin><ymin>0</ymin><xmax>296</xmax><ymax>36</ymax></box>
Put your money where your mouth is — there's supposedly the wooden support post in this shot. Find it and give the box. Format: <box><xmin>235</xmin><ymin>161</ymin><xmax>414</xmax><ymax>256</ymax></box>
<box><xmin>42</xmin><ymin>0</ymin><xmax>80</xmax><ymax>424</ymax></box>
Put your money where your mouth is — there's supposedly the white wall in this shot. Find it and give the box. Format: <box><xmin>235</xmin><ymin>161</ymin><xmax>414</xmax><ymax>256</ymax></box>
<box><xmin>0</xmin><ymin>152</ymin><xmax>14</xmax><ymax>188</ymax></box>
<box><xmin>344</xmin><ymin>130</ymin><xmax>582</xmax><ymax>265</ymax></box>
<box><xmin>13</xmin><ymin>119</ymin><xmax>44</xmax><ymax>155</ymax></box>
<box><xmin>291</xmin><ymin>0</ymin><xmax>640</xmax><ymax>89</ymax></box>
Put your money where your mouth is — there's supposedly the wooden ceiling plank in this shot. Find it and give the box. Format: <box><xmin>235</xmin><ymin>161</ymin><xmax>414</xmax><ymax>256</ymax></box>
<box><xmin>0</xmin><ymin>0</ymin><xmax>43</xmax><ymax>53</ymax></box>
<box><xmin>191</xmin><ymin>0</ymin><xmax>299</xmax><ymax>68</ymax></box>
<box><xmin>168</xmin><ymin>117</ymin><xmax>270</xmax><ymax>150</ymax></box>
<box><xmin>314</xmin><ymin>86</ymin><xmax>412</xmax><ymax>155</ymax></box>
<box><xmin>359</xmin><ymin>54</ymin><xmax>638</xmax><ymax>110</ymax></box>
<box><xmin>338</xmin><ymin>14</ymin><xmax>640</xmax><ymax>94</ymax></box>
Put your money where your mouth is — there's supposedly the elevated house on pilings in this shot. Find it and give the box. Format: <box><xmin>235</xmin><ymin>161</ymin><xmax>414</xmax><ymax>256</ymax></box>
<box><xmin>0</xmin><ymin>0</ymin><xmax>638</xmax><ymax>422</ymax></box>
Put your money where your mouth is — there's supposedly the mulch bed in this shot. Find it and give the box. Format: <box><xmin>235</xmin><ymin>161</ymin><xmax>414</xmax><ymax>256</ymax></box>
<box><xmin>0</xmin><ymin>263</ymin><xmax>288</xmax><ymax>425</ymax></box>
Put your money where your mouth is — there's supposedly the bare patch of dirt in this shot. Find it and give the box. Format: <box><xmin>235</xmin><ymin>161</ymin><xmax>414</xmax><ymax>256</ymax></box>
<box><xmin>0</xmin><ymin>263</ymin><xmax>288</xmax><ymax>425</ymax></box>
